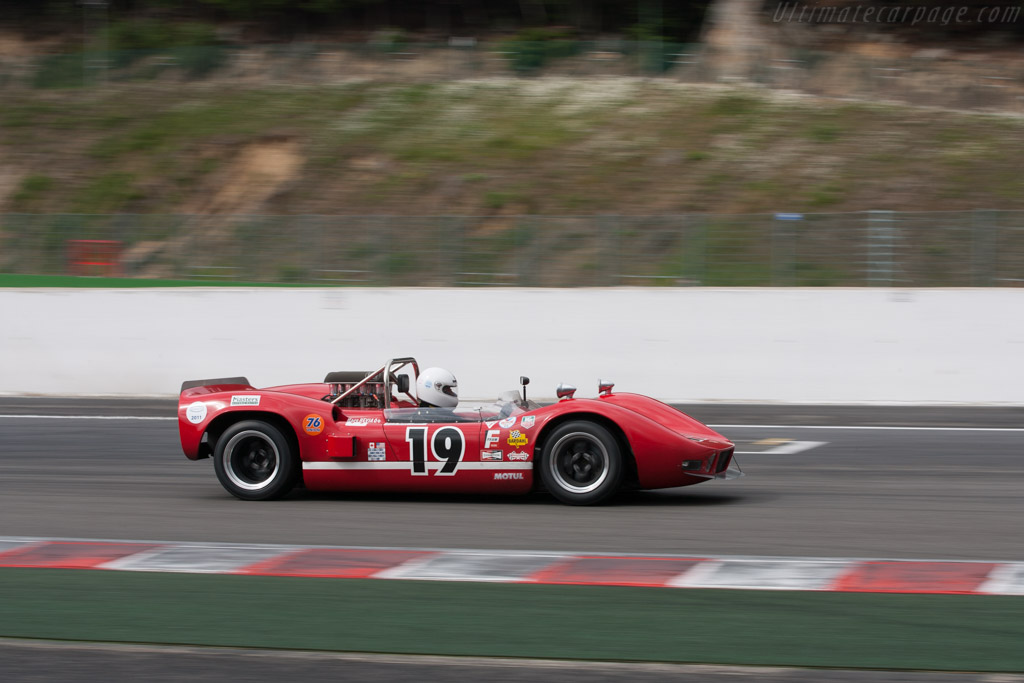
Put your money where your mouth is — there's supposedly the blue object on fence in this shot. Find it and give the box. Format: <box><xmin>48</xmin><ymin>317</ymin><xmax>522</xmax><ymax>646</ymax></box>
<box><xmin>775</xmin><ymin>213</ymin><xmax>804</xmax><ymax>221</ymax></box>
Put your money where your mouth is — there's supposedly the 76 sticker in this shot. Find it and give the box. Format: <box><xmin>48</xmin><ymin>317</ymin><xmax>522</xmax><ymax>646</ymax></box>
<box><xmin>303</xmin><ymin>414</ymin><xmax>324</xmax><ymax>435</ymax></box>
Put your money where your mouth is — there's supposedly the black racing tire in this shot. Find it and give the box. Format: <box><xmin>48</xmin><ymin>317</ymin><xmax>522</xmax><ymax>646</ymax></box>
<box><xmin>539</xmin><ymin>420</ymin><xmax>623</xmax><ymax>506</ymax></box>
<box><xmin>213</xmin><ymin>420</ymin><xmax>298</xmax><ymax>501</ymax></box>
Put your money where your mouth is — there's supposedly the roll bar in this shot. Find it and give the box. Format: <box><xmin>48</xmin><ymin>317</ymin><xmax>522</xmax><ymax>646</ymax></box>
<box><xmin>329</xmin><ymin>357</ymin><xmax>420</xmax><ymax>406</ymax></box>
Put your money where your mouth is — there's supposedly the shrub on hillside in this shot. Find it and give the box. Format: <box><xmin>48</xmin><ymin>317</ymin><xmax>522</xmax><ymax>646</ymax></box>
<box><xmin>501</xmin><ymin>27</ymin><xmax>580</xmax><ymax>74</ymax></box>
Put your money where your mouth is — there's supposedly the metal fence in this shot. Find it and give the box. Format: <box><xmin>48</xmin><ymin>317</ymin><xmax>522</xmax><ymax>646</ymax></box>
<box><xmin>4</xmin><ymin>41</ymin><xmax>1024</xmax><ymax>112</ymax></box>
<box><xmin>0</xmin><ymin>41</ymin><xmax>707</xmax><ymax>89</ymax></box>
<box><xmin>3</xmin><ymin>211</ymin><xmax>1024</xmax><ymax>287</ymax></box>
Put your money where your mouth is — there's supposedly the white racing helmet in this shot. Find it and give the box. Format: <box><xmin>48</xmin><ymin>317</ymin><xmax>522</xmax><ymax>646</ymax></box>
<box><xmin>417</xmin><ymin>367</ymin><xmax>458</xmax><ymax>408</ymax></box>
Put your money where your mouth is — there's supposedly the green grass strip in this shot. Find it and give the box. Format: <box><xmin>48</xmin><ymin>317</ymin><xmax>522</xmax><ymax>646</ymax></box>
<box><xmin>2</xmin><ymin>569</ymin><xmax>1023</xmax><ymax>671</ymax></box>
<box><xmin>0</xmin><ymin>274</ymin><xmax>322</xmax><ymax>288</ymax></box>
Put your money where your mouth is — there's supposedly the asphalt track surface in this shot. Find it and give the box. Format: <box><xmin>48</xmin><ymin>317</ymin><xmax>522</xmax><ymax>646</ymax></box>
<box><xmin>0</xmin><ymin>398</ymin><xmax>1022</xmax><ymax>559</ymax></box>
<box><xmin>3</xmin><ymin>640</ymin><xmax>1021</xmax><ymax>683</ymax></box>
<box><xmin>1</xmin><ymin>398</ymin><xmax>1023</xmax><ymax>682</ymax></box>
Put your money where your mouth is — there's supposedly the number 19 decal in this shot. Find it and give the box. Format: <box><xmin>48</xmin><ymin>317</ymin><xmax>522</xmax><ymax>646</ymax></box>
<box><xmin>406</xmin><ymin>426</ymin><xmax>464</xmax><ymax>476</ymax></box>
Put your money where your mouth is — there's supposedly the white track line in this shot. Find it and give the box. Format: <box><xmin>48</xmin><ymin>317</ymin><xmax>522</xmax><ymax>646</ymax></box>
<box><xmin>750</xmin><ymin>440</ymin><xmax>827</xmax><ymax>455</ymax></box>
<box><xmin>711</xmin><ymin>424</ymin><xmax>1024</xmax><ymax>432</ymax></box>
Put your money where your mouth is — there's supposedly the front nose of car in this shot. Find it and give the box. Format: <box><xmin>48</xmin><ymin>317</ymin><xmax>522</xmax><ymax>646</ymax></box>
<box><xmin>679</xmin><ymin>440</ymin><xmax>739</xmax><ymax>479</ymax></box>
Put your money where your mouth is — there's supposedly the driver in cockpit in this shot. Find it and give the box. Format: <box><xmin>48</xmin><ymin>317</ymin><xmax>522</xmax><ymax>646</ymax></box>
<box><xmin>416</xmin><ymin>367</ymin><xmax>459</xmax><ymax>408</ymax></box>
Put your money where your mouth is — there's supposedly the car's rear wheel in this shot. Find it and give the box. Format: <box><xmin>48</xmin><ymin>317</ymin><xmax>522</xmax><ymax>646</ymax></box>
<box><xmin>213</xmin><ymin>420</ymin><xmax>297</xmax><ymax>501</ymax></box>
<box><xmin>540</xmin><ymin>420</ymin><xmax>622</xmax><ymax>505</ymax></box>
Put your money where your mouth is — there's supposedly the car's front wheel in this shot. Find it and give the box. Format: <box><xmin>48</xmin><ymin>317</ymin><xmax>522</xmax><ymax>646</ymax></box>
<box><xmin>213</xmin><ymin>420</ymin><xmax>297</xmax><ymax>501</ymax></box>
<box><xmin>539</xmin><ymin>420</ymin><xmax>622</xmax><ymax>505</ymax></box>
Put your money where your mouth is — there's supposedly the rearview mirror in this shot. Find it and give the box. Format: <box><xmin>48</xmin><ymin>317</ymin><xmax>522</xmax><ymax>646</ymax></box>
<box><xmin>556</xmin><ymin>383</ymin><xmax>577</xmax><ymax>400</ymax></box>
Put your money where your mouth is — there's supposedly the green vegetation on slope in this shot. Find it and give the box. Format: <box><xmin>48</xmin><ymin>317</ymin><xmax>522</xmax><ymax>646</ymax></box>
<box><xmin>5</xmin><ymin>80</ymin><xmax>1024</xmax><ymax>287</ymax></box>
<box><xmin>2</xmin><ymin>569</ymin><xmax>1023</xmax><ymax>671</ymax></box>
<box><xmin>3</xmin><ymin>80</ymin><xmax>1024</xmax><ymax>217</ymax></box>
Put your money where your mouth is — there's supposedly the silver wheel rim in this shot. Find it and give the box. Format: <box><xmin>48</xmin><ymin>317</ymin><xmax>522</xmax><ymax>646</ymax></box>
<box><xmin>548</xmin><ymin>432</ymin><xmax>609</xmax><ymax>494</ymax></box>
<box><xmin>223</xmin><ymin>430</ymin><xmax>281</xmax><ymax>491</ymax></box>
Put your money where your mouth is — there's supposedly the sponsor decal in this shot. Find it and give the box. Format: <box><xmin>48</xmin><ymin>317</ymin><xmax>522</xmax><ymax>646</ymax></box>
<box><xmin>230</xmin><ymin>395</ymin><xmax>261</xmax><ymax>407</ymax></box>
<box><xmin>507</xmin><ymin>430</ymin><xmax>528</xmax><ymax>448</ymax></box>
<box><xmin>494</xmin><ymin>472</ymin><xmax>524</xmax><ymax>481</ymax></box>
<box><xmin>484</xmin><ymin>420</ymin><xmax>498</xmax><ymax>429</ymax></box>
<box><xmin>303</xmin><ymin>414</ymin><xmax>324</xmax><ymax>436</ymax></box>
<box><xmin>185</xmin><ymin>402</ymin><xmax>207</xmax><ymax>424</ymax></box>
<box><xmin>368</xmin><ymin>442</ymin><xmax>387</xmax><ymax>461</ymax></box>
<box><xmin>498</xmin><ymin>416</ymin><xmax>516</xmax><ymax>429</ymax></box>
<box><xmin>484</xmin><ymin>429</ymin><xmax>501</xmax><ymax>448</ymax></box>
<box><xmin>423</xmin><ymin>379</ymin><xmax>433</xmax><ymax>389</ymax></box>
<box><xmin>506</xmin><ymin>451</ymin><xmax>530</xmax><ymax>461</ymax></box>
<box><xmin>346</xmin><ymin>417</ymin><xmax>383</xmax><ymax>427</ymax></box>
<box><xmin>481</xmin><ymin>450</ymin><xmax>503</xmax><ymax>462</ymax></box>
<box><xmin>520</xmin><ymin>415</ymin><xmax>535</xmax><ymax>429</ymax></box>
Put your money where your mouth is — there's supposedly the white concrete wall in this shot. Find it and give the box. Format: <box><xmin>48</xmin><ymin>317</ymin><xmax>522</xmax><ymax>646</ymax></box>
<box><xmin>1</xmin><ymin>287</ymin><xmax>1022</xmax><ymax>403</ymax></box>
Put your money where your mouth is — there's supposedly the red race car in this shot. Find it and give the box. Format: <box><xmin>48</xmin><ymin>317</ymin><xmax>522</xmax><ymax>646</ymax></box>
<box><xmin>178</xmin><ymin>357</ymin><xmax>740</xmax><ymax>505</ymax></box>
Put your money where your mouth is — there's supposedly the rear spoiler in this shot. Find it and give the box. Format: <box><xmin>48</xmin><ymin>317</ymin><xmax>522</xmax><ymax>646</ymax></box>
<box><xmin>180</xmin><ymin>377</ymin><xmax>252</xmax><ymax>394</ymax></box>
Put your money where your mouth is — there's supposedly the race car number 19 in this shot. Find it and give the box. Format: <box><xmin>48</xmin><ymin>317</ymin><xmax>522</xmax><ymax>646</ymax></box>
<box><xmin>406</xmin><ymin>426</ymin><xmax>465</xmax><ymax>476</ymax></box>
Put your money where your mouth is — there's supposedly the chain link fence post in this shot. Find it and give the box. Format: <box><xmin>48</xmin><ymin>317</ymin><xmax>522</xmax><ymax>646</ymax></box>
<box><xmin>867</xmin><ymin>210</ymin><xmax>897</xmax><ymax>286</ymax></box>
<box><xmin>515</xmin><ymin>216</ymin><xmax>527</xmax><ymax>286</ymax></box>
<box><xmin>594</xmin><ymin>215</ymin><xmax>616</xmax><ymax>286</ymax></box>
<box><xmin>972</xmin><ymin>209</ymin><xmax>996</xmax><ymax>286</ymax></box>
<box><xmin>697</xmin><ymin>216</ymin><xmax>709</xmax><ymax>286</ymax></box>
<box><xmin>447</xmin><ymin>216</ymin><xmax>461</xmax><ymax>287</ymax></box>
<box><xmin>675</xmin><ymin>214</ymin><xmax>688</xmax><ymax>285</ymax></box>
<box><xmin>772</xmin><ymin>213</ymin><xmax>801</xmax><ymax>286</ymax></box>
<box><xmin>377</xmin><ymin>215</ymin><xmax>390</xmax><ymax>287</ymax></box>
